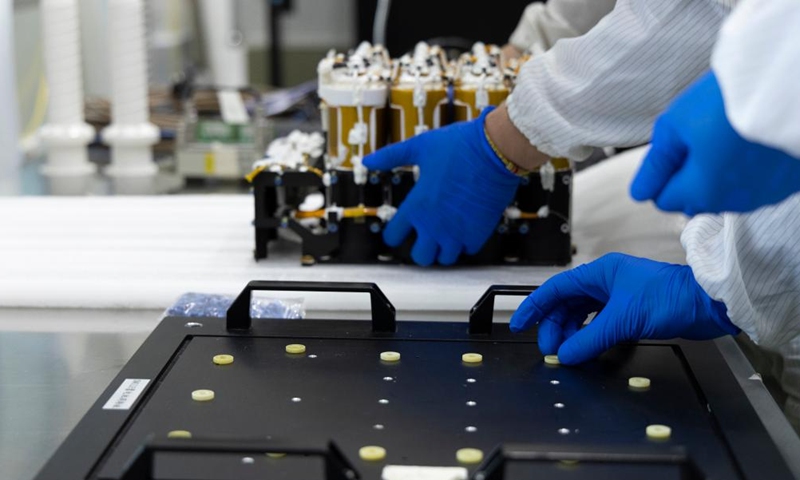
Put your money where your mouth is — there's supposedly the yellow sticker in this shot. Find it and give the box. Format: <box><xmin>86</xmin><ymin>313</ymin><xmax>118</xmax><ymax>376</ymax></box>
<box><xmin>204</xmin><ymin>152</ymin><xmax>216</xmax><ymax>174</ymax></box>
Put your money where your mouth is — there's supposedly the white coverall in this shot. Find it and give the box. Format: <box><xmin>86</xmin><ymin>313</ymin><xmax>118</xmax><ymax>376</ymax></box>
<box><xmin>683</xmin><ymin>0</ymin><xmax>800</xmax><ymax>430</ymax></box>
<box><xmin>507</xmin><ymin>0</ymin><xmax>616</xmax><ymax>54</ymax></box>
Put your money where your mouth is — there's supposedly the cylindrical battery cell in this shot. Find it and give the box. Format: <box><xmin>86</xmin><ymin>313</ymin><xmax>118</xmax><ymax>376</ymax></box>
<box><xmin>389</xmin><ymin>87</ymin><xmax>449</xmax><ymax>143</ymax></box>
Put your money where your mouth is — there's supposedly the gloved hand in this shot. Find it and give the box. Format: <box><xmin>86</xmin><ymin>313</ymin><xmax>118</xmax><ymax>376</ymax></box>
<box><xmin>509</xmin><ymin>253</ymin><xmax>740</xmax><ymax>365</ymax></box>
<box><xmin>630</xmin><ymin>70</ymin><xmax>800</xmax><ymax>215</ymax></box>
<box><xmin>362</xmin><ymin>106</ymin><xmax>521</xmax><ymax>266</ymax></box>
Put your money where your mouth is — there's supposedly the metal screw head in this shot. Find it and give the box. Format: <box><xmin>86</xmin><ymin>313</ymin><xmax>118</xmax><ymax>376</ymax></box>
<box><xmin>370</xmin><ymin>223</ymin><xmax>382</xmax><ymax>233</ymax></box>
<box><xmin>184</xmin><ymin>322</ymin><xmax>203</xmax><ymax>328</ymax></box>
<box><xmin>560</xmin><ymin>223</ymin><xmax>570</xmax><ymax>234</ymax></box>
<box><xmin>518</xmin><ymin>223</ymin><xmax>530</xmax><ymax>235</ymax></box>
<box><xmin>328</xmin><ymin>223</ymin><xmax>339</xmax><ymax>233</ymax></box>
<box><xmin>392</xmin><ymin>175</ymin><xmax>401</xmax><ymax>185</ymax></box>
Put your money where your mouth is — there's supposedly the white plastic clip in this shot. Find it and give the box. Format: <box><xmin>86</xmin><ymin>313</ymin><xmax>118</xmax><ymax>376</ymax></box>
<box><xmin>348</xmin><ymin>122</ymin><xmax>368</xmax><ymax>146</ymax></box>
<box><xmin>377</xmin><ymin>204</ymin><xmax>398</xmax><ymax>222</ymax></box>
<box><xmin>536</xmin><ymin>205</ymin><xmax>550</xmax><ymax>218</ymax></box>
<box><xmin>540</xmin><ymin>160</ymin><xmax>556</xmax><ymax>192</ymax></box>
<box><xmin>327</xmin><ymin>205</ymin><xmax>344</xmax><ymax>221</ymax></box>
<box><xmin>351</xmin><ymin>155</ymin><xmax>368</xmax><ymax>185</ymax></box>
<box><xmin>504</xmin><ymin>206</ymin><xmax>521</xmax><ymax>220</ymax></box>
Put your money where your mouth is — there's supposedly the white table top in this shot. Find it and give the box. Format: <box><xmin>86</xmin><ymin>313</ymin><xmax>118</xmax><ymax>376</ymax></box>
<box><xmin>0</xmin><ymin>146</ymin><xmax>687</xmax><ymax>315</ymax></box>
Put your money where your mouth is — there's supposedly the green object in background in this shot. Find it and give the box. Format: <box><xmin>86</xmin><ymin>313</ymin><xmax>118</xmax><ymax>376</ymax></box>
<box><xmin>195</xmin><ymin>120</ymin><xmax>255</xmax><ymax>144</ymax></box>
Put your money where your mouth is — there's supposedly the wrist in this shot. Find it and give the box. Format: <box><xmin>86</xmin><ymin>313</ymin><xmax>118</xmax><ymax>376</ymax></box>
<box><xmin>694</xmin><ymin>277</ymin><xmax>741</xmax><ymax>336</ymax></box>
<box><xmin>485</xmin><ymin>102</ymin><xmax>551</xmax><ymax>171</ymax></box>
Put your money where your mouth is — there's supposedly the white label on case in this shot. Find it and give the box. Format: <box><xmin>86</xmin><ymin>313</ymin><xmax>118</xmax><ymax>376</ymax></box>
<box><xmin>103</xmin><ymin>378</ymin><xmax>150</xmax><ymax>410</ymax></box>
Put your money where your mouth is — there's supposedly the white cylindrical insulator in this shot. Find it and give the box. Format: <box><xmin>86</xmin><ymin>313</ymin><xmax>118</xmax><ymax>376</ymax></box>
<box><xmin>42</xmin><ymin>0</ymin><xmax>85</xmax><ymax>124</ymax></box>
<box><xmin>0</xmin><ymin>0</ymin><xmax>21</xmax><ymax>178</ymax></box>
<box><xmin>108</xmin><ymin>0</ymin><xmax>149</xmax><ymax>125</ymax></box>
<box><xmin>198</xmin><ymin>0</ymin><xmax>247</xmax><ymax>89</ymax></box>
<box><xmin>102</xmin><ymin>0</ymin><xmax>159</xmax><ymax>177</ymax></box>
<box><xmin>39</xmin><ymin>0</ymin><xmax>95</xmax><ymax>177</ymax></box>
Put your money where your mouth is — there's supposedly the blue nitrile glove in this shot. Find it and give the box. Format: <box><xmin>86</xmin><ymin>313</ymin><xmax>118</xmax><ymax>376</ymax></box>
<box><xmin>630</xmin><ymin>70</ymin><xmax>800</xmax><ymax>216</ymax></box>
<box><xmin>362</xmin><ymin>106</ymin><xmax>521</xmax><ymax>266</ymax></box>
<box><xmin>509</xmin><ymin>253</ymin><xmax>740</xmax><ymax>365</ymax></box>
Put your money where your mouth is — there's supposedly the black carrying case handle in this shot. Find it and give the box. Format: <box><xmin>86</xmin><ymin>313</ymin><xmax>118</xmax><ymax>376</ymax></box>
<box><xmin>469</xmin><ymin>285</ymin><xmax>538</xmax><ymax>335</ymax></box>
<box><xmin>226</xmin><ymin>281</ymin><xmax>396</xmax><ymax>333</ymax></box>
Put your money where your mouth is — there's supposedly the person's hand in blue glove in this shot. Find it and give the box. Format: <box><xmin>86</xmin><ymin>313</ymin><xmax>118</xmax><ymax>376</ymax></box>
<box><xmin>630</xmin><ymin>70</ymin><xmax>800</xmax><ymax>215</ymax></box>
<box><xmin>509</xmin><ymin>253</ymin><xmax>740</xmax><ymax>365</ymax></box>
<box><xmin>362</xmin><ymin>106</ymin><xmax>522</xmax><ymax>266</ymax></box>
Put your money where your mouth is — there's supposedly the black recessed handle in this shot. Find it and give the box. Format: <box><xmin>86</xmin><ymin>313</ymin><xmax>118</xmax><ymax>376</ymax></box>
<box><xmin>119</xmin><ymin>438</ymin><xmax>358</xmax><ymax>480</ymax></box>
<box><xmin>473</xmin><ymin>443</ymin><xmax>703</xmax><ymax>480</ymax></box>
<box><xmin>226</xmin><ymin>281</ymin><xmax>396</xmax><ymax>333</ymax></box>
<box><xmin>468</xmin><ymin>285</ymin><xmax>538</xmax><ymax>335</ymax></box>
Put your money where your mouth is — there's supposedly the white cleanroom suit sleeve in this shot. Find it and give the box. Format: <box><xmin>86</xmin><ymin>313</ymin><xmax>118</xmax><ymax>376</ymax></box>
<box><xmin>711</xmin><ymin>0</ymin><xmax>800</xmax><ymax>158</ymax></box>
<box><xmin>507</xmin><ymin>0</ymin><xmax>736</xmax><ymax>162</ymax></box>
<box><xmin>508</xmin><ymin>0</ymin><xmax>616</xmax><ymax>53</ymax></box>
<box><xmin>682</xmin><ymin>193</ymin><xmax>800</xmax><ymax>352</ymax></box>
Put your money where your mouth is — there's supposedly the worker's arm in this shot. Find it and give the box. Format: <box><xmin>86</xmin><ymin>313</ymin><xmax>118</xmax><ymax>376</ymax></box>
<box><xmin>506</xmin><ymin>0</ymin><xmax>735</xmax><ymax>163</ymax></box>
<box><xmin>507</xmin><ymin>0</ymin><xmax>616</xmax><ymax>54</ymax></box>
<box><xmin>682</xmin><ymin>195</ymin><xmax>800</xmax><ymax>352</ymax></box>
<box><xmin>626</xmin><ymin>0</ymin><xmax>800</xmax><ymax>215</ymax></box>
<box><xmin>712</xmin><ymin>0</ymin><xmax>800</xmax><ymax>158</ymax></box>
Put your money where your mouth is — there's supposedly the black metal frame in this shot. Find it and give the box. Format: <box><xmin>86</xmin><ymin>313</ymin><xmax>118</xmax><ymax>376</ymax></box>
<box><xmin>33</xmin><ymin>283</ymin><xmax>796</xmax><ymax>480</ymax></box>
<box><xmin>250</xmin><ymin>166</ymin><xmax>573</xmax><ymax>267</ymax></box>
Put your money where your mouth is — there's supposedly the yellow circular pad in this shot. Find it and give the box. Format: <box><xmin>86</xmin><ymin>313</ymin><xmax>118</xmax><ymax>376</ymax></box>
<box><xmin>456</xmin><ymin>448</ymin><xmax>483</xmax><ymax>464</ymax></box>
<box><xmin>167</xmin><ymin>430</ymin><xmax>192</xmax><ymax>439</ymax></box>
<box><xmin>629</xmin><ymin>377</ymin><xmax>651</xmax><ymax>389</ymax></box>
<box><xmin>191</xmin><ymin>389</ymin><xmax>215</xmax><ymax>402</ymax></box>
<box><xmin>380</xmin><ymin>351</ymin><xmax>401</xmax><ymax>362</ymax></box>
<box><xmin>544</xmin><ymin>355</ymin><xmax>560</xmax><ymax>365</ymax></box>
<box><xmin>359</xmin><ymin>445</ymin><xmax>387</xmax><ymax>461</ymax></box>
<box><xmin>266</xmin><ymin>452</ymin><xmax>286</xmax><ymax>458</ymax></box>
<box><xmin>285</xmin><ymin>344</ymin><xmax>306</xmax><ymax>354</ymax></box>
<box><xmin>646</xmin><ymin>424</ymin><xmax>671</xmax><ymax>440</ymax></box>
<box><xmin>212</xmin><ymin>354</ymin><xmax>234</xmax><ymax>365</ymax></box>
<box><xmin>461</xmin><ymin>353</ymin><xmax>483</xmax><ymax>364</ymax></box>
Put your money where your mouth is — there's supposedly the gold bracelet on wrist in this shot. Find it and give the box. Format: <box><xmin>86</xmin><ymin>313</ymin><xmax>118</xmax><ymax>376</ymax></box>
<box><xmin>483</xmin><ymin>125</ymin><xmax>531</xmax><ymax>177</ymax></box>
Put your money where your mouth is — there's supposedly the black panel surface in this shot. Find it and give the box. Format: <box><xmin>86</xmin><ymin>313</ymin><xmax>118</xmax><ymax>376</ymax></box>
<box><xmin>95</xmin><ymin>337</ymin><xmax>738</xmax><ymax>479</ymax></box>
<box><xmin>33</xmin><ymin>314</ymin><xmax>797</xmax><ymax>480</ymax></box>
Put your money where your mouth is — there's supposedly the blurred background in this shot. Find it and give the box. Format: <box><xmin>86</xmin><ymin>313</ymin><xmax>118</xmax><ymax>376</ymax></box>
<box><xmin>3</xmin><ymin>0</ymin><xmax>537</xmax><ymax>196</ymax></box>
